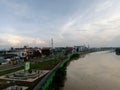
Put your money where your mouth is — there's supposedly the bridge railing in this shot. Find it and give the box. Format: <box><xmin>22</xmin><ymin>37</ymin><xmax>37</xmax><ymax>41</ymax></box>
<box><xmin>33</xmin><ymin>56</ymin><xmax>70</xmax><ymax>90</ymax></box>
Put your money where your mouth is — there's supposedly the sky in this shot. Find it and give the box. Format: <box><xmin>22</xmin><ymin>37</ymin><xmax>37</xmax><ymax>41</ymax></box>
<box><xmin>0</xmin><ymin>0</ymin><xmax>120</xmax><ymax>49</ymax></box>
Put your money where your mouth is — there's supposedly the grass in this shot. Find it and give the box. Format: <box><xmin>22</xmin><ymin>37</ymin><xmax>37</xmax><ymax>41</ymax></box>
<box><xmin>0</xmin><ymin>66</ymin><xmax>23</xmax><ymax>76</ymax></box>
<box><xmin>70</xmin><ymin>53</ymin><xmax>80</xmax><ymax>60</ymax></box>
<box><xmin>0</xmin><ymin>58</ymin><xmax>60</xmax><ymax>76</ymax></box>
<box><xmin>0</xmin><ymin>58</ymin><xmax>61</xmax><ymax>89</ymax></box>
<box><xmin>0</xmin><ymin>53</ymin><xmax>83</xmax><ymax>89</ymax></box>
<box><xmin>31</xmin><ymin>58</ymin><xmax>60</xmax><ymax>70</ymax></box>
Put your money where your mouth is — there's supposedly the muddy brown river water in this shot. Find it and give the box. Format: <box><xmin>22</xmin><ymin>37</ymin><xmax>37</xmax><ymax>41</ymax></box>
<box><xmin>62</xmin><ymin>51</ymin><xmax>120</xmax><ymax>90</ymax></box>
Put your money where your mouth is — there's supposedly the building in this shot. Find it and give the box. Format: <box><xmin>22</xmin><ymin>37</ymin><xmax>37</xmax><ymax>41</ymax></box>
<box><xmin>74</xmin><ymin>46</ymin><xmax>88</xmax><ymax>52</ymax></box>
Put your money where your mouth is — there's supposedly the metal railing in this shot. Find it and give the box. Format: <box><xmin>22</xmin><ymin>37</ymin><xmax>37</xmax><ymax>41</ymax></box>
<box><xmin>33</xmin><ymin>57</ymin><xmax>70</xmax><ymax>90</ymax></box>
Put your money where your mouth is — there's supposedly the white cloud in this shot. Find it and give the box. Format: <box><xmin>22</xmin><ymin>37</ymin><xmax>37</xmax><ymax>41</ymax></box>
<box><xmin>0</xmin><ymin>34</ymin><xmax>46</xmax><ymax>47</ymax></box>
<box><xmin>0</xmin><ymin>0</ymin><xmax>120</xmax><ymax>47</ymax></box>
<box><xmin>57</xmin><ymin>0</ymin><xmax>120</xmax><ymax>47</ymax></box>
<box><xmin>95</xmin><ymin>1</ymin><xmax>113</xmax><ymax>12</ymax></box>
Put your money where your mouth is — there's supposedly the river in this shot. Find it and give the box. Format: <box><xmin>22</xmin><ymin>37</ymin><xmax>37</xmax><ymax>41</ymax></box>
<box><xmin>62</xmin><ymin>51</ymin><xmax>120</xmax><ymax>90</ymax></box>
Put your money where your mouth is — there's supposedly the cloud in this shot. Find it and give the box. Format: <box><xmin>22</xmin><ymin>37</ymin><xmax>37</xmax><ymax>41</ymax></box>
<box><xmin>0</xmin><ymin>0</ymin><xmax>120</xmax><ymax>48</ymax></box>
<box><xmin>57</xmin><ymin>0</ymin><xmax>120</xmax><ymax>46</ymax></box>
<box><xmin>95</xmin><ymin>1</ymin><xmax>113</xmax><ymax>12</ymax></box>
<box><xmin>0</xmin><ymin>34</ymin><xmax>46</xmax><ymax>47</ymax></box>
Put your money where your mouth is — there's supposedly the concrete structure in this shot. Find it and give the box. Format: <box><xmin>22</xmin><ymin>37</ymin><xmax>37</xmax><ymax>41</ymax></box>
<box><xmin>7</xmin><ymin>50</ymin><xmax>27</xmax><ymax>59</ymax></box>
<box><xmin>0</xmin><ymin>69</ymin><xmax>49</xmax><ymax>82</ymax></box>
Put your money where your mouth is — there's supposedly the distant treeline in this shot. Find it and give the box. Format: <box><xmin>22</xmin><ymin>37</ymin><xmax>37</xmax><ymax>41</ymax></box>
<box><xmin>115</xmin><ymin>48</ymin><xmax>120</xmax><ymax>55</ymax></box>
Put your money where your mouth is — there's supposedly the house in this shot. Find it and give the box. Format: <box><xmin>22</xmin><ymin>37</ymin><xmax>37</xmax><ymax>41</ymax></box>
<box><xmin>6</xmin><ymin>50</ymin><xmax>27</xmax><ymax>59</ymax></box>
<box><xmin>0</xmin><ymin>57</ymin><xmax>8</xmax><ymax>65</ymax></box>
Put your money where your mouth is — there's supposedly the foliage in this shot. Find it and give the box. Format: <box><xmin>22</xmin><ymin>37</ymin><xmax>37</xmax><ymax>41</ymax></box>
<box><xmin>33</xmin><ymin>50</ymin><xmax>42</xmax><ymax>57</ymax></box>
<box><xmin>48</xmin><ymin>67</ymin><xmax>67</xmax><ymax>90</ymax></box>
<box><xmin>70</xmin><ymin>53</ymin><xmax>80</xmax><ymax>60</ymax></box>
<box><xmin>42</xmin><ymin>49</ymin><xmax>51</xmax><ymax>56</ymax></box>
<box><xmin>115</xmin><ymin>48</ymin><xmax>120</xmax><ymax>55</ymax></box>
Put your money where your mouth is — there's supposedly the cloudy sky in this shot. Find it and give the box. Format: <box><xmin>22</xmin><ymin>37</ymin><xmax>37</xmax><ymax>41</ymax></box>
<box><xmin>0</xmin><ymin>0</ymin><xmax>120</xmax><ymax>49</ymax></box>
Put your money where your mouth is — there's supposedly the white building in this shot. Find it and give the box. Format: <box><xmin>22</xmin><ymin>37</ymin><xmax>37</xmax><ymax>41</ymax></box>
<box><xmin>7</xmin><ymin>50</ymin><xmax>27</xmax><ymax>59</ymax></box>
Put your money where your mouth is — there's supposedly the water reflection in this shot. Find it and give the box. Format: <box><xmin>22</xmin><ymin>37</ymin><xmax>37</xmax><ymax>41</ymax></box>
<box><xmin>62</xmin><ymin>51</ymin><xmax>120</xmax><ymax>90</ymax></box>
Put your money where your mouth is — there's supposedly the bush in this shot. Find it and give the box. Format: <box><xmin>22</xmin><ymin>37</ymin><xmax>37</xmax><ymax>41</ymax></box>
<box><xmin>115</xmin><ymin>48</ymin><xmax>120</xmax><ymax>55</ymax></box>
<box><xmin>70</xmin><ymin>53</ymin><xmax>80</xmax><ymax>60</ymax></box>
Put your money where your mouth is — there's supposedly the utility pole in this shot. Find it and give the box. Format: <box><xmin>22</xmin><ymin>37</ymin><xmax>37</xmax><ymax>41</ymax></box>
<box><xmin>51</xmin><ymin>38</ymin><xmax>53</xmax><ymax>49</ymax></box>
<box><xmin>51</xmin><ymin>38</ymin><xmax>54</xmax><ymax>57</ymax></box>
